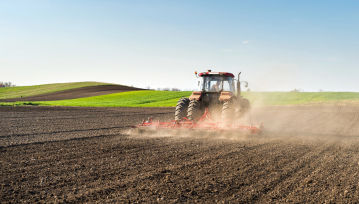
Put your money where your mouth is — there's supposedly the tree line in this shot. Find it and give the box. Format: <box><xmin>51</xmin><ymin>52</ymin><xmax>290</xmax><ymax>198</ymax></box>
<box><xmin>0</xmin><ymin>82</ymin><xmax>15</xmax><ymax>87</ymax></box>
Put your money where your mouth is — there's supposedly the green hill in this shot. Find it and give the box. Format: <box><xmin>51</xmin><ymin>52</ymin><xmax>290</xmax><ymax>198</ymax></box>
<box><xmin>0</xmin><ymin>90</ymin><xmax>192</xmax><ymax>107</ymax></box>
<box><xmin>0</xmin><ymin>82</ymin><xmax>110</xmax><ymax>99</ymax></box>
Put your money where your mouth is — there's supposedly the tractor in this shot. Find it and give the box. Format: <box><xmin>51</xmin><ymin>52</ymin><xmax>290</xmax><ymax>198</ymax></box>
<box><xmin>136</xmin><ymin>70</ymin><xmax>260</xmax><ymax>134</ymax></box>
<box><xmin>175</xmin><ymin>70</ymin><xmax>251</xmax><ymax>123</ymax></box>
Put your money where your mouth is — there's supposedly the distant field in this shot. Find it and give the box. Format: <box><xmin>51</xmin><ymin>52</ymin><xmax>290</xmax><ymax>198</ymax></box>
<box><xmin>0</xmin><ymin>90</ymin><xmax>192</xmax><ymax>107</ymax></box>
<box><xmin>0</xmin><ymin>82</ymin><xmax>110</xmax><ymax>99</ymax></box>
<box><xmin>243</xmin><ymin>92</ymin><xmax>359</xmax><ymax>106</ymax></box>
<box><xmin>1</xmin><ymin>91</ymin><xmax>359</xmax><ymax>107</ymax></box>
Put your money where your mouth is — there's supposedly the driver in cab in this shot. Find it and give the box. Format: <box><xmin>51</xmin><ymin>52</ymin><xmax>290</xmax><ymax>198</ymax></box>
<box><xmin>211</xmin><ymin>80</ymin><xmax>222</xmax><ymax>92</ymax></box>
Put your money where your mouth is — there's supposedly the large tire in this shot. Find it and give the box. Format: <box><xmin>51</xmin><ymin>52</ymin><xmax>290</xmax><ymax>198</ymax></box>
<box><xmin>175</xmin><ymin>98</ymin><xmax>190</xmax><ymax>121</ymax></box>
<box><xmin>222</xmin><ymin>99</ymin><xmax>235</xmax><ymax>124</ymax></box>
<box><xmin>238</xmin><ymin>98</ymin><xmax>250</xmax><ymax>116</ymax></box>
<box><xmin>187</xmin><ymin>100</ymin><xmax>202</xmax><ymax>121</ymax></box>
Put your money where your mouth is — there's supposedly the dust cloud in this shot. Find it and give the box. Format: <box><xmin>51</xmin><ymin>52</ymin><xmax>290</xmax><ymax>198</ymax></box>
<box><xmin>250</xmin><ymin>103</ymin><xmax>359</xmax><ymax>144</ymax></box>
<box><xmin>127</xmin><ymin>101</ymin><xmax>359</xmax><ymax>145</ymax></box>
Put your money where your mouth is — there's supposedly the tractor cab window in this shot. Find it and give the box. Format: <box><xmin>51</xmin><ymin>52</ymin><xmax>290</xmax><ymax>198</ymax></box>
<box><xmin>202</xmin><ymin>76</ymin><xmax>234</xmax><ymax>92</ymax></box>
<box><xmin>222</xmin><ymin>77</ymin><xmax>235</xmax><ymax>92</ymax></box>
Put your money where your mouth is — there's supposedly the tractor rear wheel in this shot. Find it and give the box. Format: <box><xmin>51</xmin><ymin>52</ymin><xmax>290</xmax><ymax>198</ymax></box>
<box><xmin>187</xmin><ymin>100</ymin><xmax>202</xmax><ymax>121</ymax></box>
<box><xmin>238</xmin><ymin>98</ymin><xmax>250</xmax><ymax>117</ymax></box>
<box><xmin>175</xmin><ymin>97</ymin><xmax>190</xmax><ymax>121</ymax></box>
<box><xmin>222</xmin><ymin>99</ymin><xmax>235</xmax><ymax>124</ymax></box>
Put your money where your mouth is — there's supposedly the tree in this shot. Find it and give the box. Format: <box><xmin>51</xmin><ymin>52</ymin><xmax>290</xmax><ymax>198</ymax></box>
<box><xmin>290</xmin><ymin>88</ymin><xmax>300</xmax><ymax>92</ymax></box>
<box><xmin>0</xmin><ymin>81</ymin><xmax>15</xmax><ymax>87</ymax></box>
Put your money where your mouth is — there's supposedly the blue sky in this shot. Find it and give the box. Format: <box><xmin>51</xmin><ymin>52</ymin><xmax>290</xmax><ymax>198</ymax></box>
<box><xmin>1</xmin><ymin>0</ymin><xmax>358</xmax><ymax>91</ymax></box>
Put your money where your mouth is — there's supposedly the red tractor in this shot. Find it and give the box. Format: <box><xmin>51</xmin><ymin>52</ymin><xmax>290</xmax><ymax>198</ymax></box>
<box><xmin>136</xmin><ymin>70</ymin><xmax>260</xmax><ymax>134</ymax></box>
<box><xmin>175</xmin><ymin>70</ymin><xmax>250</xmax><ymax>123</ymax></box>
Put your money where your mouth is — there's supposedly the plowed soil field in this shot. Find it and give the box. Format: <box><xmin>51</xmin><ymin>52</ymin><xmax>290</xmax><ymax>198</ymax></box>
<box><xmin>1</xmin><ymin>105</ymin><xmax>359</xmax><ymax>203</ymax></box>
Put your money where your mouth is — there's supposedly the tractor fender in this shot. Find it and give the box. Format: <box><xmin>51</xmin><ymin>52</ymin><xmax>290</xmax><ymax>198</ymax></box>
<box><xmin>219</xmin><ymin>91</ymin><xmax>234</xmax><ymax>102</ymax></box>
<box><xmin>189</xmin><ymin>91</ymin><xmax>202</xmax><ymax>101</ymax></box>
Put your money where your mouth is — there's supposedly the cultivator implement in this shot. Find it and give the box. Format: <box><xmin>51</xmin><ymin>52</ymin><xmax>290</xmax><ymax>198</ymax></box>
<box><xmin>137</xmin><ymin>109</ymin><xmax>262</xmax><ymax>134</ymax></box>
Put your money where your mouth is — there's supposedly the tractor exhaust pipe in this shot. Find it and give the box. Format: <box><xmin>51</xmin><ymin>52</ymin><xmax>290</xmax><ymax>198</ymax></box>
<box><xmin>237</xmin><ymin>72</ymin><xmax>241</xmax><ymax>96</ymax></box>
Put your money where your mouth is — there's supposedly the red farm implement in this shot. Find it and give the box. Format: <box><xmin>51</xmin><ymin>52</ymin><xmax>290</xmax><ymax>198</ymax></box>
<box><xmin>137</xmin><ymin>108</ymin><xmax>262</xmax><ymax>134</ymax></box>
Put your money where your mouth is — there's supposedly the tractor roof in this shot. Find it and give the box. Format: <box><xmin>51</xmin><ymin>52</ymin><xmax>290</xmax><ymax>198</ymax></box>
<box><xmin>198</xmin><ymin>71</ymin><xmax>234</xmax><ymax>78</ymax></box>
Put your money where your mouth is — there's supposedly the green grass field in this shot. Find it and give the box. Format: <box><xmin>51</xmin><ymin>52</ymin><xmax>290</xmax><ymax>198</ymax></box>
<box><xmin>0</xmin><ymin>82</ymin><xmax>110</xmax><ymax>99</ymax></box>
<box><xmin>0</xmin><ymin>90</ymin><xmax>192</xmax><ymax>107</ymax></box>
<box><xmin>1</xmin><ymin>90</ymin><xmax>359</xmax><ymax>107</ymax></box>
<box><xmin>242</xmin><ymin>92</ymin><xmax>359</xmax><ymax>106</ymax></box>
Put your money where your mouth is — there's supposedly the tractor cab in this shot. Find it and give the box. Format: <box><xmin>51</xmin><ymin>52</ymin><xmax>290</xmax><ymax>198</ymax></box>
<box><xmin>197</xmin><ymin>71</ymin><xmax>235</xmax><ymax>93</ymax></box>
